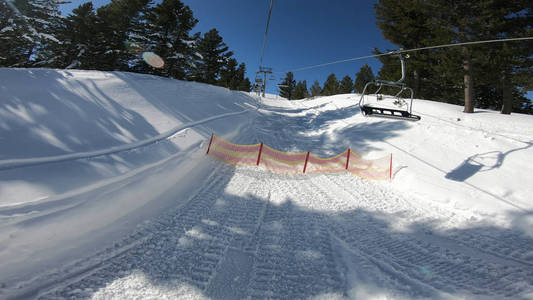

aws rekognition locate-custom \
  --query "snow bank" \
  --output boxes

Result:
[0,68,258,295]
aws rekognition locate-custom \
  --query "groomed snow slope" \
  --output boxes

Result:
[1,69,533,299]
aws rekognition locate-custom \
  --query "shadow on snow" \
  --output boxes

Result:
[446,141,533,181]
[29,165,533,300]
[253,103,411,158]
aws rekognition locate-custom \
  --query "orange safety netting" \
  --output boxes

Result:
[206,134,392,180]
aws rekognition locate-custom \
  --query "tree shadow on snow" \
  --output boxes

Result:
[0,69,224,200]
[0,69,163,159]
[29,166,533,300]
[0,69,183,196]
[112,72,254,139]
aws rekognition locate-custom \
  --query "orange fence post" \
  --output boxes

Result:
[389,153,393,181]
[345,148,351,170]
[257,142,263,166]
[303,151,310,173]
[206,133,214,155]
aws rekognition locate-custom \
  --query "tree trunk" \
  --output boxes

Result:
[501,72,512,114]
[463,47,474,113]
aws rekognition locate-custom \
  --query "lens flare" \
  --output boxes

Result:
[142,52,165,69]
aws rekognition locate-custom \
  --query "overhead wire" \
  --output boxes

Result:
[259,0,274,68]
[277,36,533,74]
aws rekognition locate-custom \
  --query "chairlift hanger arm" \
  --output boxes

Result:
[358,53,421,121]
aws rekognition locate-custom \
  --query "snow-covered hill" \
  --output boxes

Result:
[1,69,532,299]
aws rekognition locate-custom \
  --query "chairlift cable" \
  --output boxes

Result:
[259,0,274,68]
[277,36,533,74]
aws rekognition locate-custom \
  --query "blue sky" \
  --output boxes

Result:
[179,0,396,94]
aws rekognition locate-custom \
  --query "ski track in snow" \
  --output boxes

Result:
[0,109,250,171]
[30,101,533,299]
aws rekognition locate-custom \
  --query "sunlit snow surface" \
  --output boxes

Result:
[1,69,533,299]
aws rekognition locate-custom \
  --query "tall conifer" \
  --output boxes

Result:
[53,2,99,69]
[354,64,375,93]
[0,0,64,67]
[339,75,354,94]
[293,80,309,99]
[279,72,296,100]
[322,73,339,96]
[192,28,233,84]
[375,0,533,114]
[139,0,197,78]
[310,80,322,97]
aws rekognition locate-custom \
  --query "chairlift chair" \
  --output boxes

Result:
[358,52,421,121]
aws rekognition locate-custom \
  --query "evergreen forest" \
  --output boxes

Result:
[1,0,532,114]
[0,0,251,91]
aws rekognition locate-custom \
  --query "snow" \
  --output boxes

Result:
[169,53,185,59]
[0,26,13,33]
[1,68,532,299]
[76,45,87,57]
[22,33,35,42]
[182,39,196,46]
[66,59,80,69]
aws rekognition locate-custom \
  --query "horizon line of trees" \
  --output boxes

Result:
[0,0,251,92]
[277,63,377,100]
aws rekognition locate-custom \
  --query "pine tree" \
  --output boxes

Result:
[375,0,533,114]
[30,0,68,67]
[310,80,322,97]
[322,73,339,96]
[375,0,466,104]
[279,72,296,100]
[218,58,238,89]
[375,0,437,99]
[0,0,64,67]
[433,1,487,113]
[293,80,309,99]
[52,2,100,69]
[354,64,375,93]
[431,0,533,114]
[137,0,197,79]
[236,62,251,91]
[191,28,233,84]
[0,0,28,67]
[476,1,532,114]
[218,58,250,90]
[339,75,354,94]
[238,77,251,92]
[94,0,152,71]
